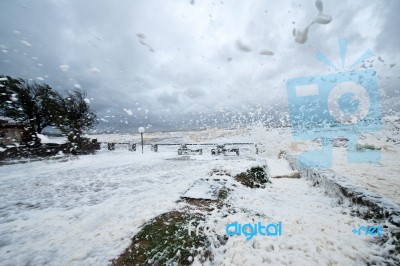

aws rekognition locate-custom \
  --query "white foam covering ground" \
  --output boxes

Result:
[0,118,399,265]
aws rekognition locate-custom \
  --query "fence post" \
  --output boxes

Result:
[129,143,136,151]
[108,143,115,150]
[153,144,158,152]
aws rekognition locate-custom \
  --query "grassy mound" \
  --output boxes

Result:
[112,211,211,265]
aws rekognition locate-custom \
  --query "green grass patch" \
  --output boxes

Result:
[217,187,229,201]
[112,211,211,266]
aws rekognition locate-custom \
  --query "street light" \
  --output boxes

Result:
[138,127,145,153]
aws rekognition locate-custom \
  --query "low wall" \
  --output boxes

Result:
[286,154,400,227]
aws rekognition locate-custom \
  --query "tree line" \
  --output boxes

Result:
[0,75,97,147]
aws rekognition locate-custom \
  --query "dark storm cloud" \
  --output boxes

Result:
[0,0,399,132]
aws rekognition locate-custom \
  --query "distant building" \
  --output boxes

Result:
[0,116,28,146]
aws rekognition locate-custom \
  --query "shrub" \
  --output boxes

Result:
[234,166,270,188]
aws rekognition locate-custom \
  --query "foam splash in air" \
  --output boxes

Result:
[236,40,252,52]
[260,49,274,56]
[59,65,69,72]
[20,40,32,47]
[123,108,133,116]
[235,40,274,57]
[294,0,332,44]
[137,33,154,52]
[90,67,100,74]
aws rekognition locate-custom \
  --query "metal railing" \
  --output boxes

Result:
[101,142,256,155]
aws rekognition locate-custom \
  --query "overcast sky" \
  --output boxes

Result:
[0,0,399,132]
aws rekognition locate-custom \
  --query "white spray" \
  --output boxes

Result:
[294,0,332,44]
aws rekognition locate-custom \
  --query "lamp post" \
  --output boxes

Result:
[138,127,145,153]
